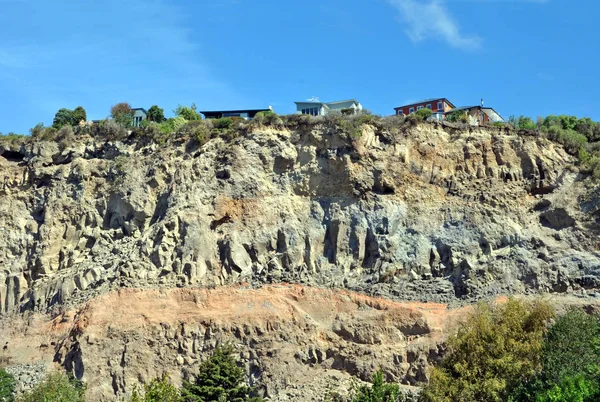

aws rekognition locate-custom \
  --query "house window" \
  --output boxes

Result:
[426,104,432,110]
[417,106,423,110]
[437,101,443,110]
[409,107,414,113]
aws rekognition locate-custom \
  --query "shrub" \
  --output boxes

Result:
[282,114,313,129]
[420,298,554,402]
[111,102,134,128]
[177,120,212,145]
[56,124,75,148]
[174,104,201,121]
[491,121,505,128]
[181,344,262,402]
[349,370,406,402]
[213,117,233,130]
[147,105,165,123]
[341,108,355,116]
[415,108,433,120]
[19,372,85,402]
[98,119,128,141]
[446,111,467,123]
[0,369,15,402]
[130,375,180,402]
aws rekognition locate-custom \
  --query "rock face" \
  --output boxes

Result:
[1,122,600,399]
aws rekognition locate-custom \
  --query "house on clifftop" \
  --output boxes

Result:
[199,107,273,120]
[295,99,363,116]
[445,105,505,124]
[394,98,455,121]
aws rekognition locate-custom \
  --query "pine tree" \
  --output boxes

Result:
[181,344,262,402]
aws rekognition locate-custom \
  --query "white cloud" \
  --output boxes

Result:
[387,0,482,50]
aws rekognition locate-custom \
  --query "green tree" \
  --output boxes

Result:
[0,369,15,402]
[420,298,554,402]
[181,344,262,402]
[541,309,600,384]
[174,104,201,121]
[19,372,85,402]
[415,108,433,120]
[52,108,74,128]
[71,106,87,125]
[350,370,405,402]
[111,102,134,128]
[147,105,166,123]
[533,374,599,402]
[512,310,600,401]
[131,375,180,402]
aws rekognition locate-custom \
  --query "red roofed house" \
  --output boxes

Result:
[394,98,456,120]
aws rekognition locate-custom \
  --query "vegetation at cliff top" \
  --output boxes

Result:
[3,102,600,180]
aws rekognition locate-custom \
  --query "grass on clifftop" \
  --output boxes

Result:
[4,109,600,180]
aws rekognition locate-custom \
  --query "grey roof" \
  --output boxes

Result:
[445,106,478,113]
[394,98,455,109]
[199,108,271,114]
[132,107,147,113]
[325,99,359,105]
[295,99,359,106]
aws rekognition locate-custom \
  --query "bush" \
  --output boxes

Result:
[181,344,262,402]
[19,372,85,402]
[545,125,588,155]
[177,120,212,145]
[97,119,128,141]
[174,104,201,121]
[281,114,313,129]
[349,370,406,402]
[446,111,467,123]
[420,298,554,402]
[341,108,355,116]
[131,375,180,402]
[147,105,165,123]
[214,117,233,130]
[0,369,15,402]
[415,108,433,120]
[111,102,134,128]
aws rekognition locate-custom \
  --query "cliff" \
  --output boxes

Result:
[1,120,599,400]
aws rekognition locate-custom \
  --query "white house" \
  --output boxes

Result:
[294,99,363,116]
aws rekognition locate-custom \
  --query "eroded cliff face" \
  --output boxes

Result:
[1,122,600,399]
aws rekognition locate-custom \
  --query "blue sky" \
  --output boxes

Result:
[0,0,598,133]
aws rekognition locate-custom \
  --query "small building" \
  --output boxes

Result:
[445,106,505,125]
[294,99,363,116]
[394,98,455,120]
[199,107,273,120]
[132,108,147,127]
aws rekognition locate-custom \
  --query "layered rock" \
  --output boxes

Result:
[1,121,600,399]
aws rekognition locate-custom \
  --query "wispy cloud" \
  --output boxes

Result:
[386,0,482,50]
[386,0,549,50]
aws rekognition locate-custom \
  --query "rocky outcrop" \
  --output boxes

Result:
[1,123,598,313]
[2,122,600,399]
